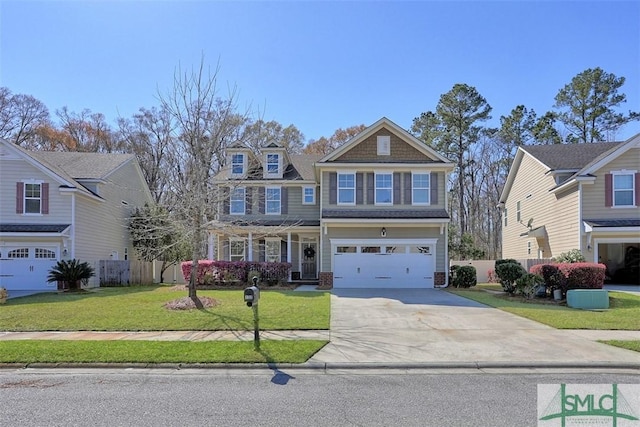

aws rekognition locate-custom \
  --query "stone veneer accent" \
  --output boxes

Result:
[318,272,333,290]
[435,272,446,287]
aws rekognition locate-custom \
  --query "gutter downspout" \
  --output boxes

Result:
[70,192,76,259]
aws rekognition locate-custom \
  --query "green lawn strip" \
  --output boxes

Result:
[0,286,330,331]
[447,288,640,330]
[0,340,328,364]
[601,340,640,353]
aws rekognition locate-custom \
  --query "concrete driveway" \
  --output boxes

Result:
[309,288,640,366]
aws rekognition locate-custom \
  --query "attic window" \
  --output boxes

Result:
[266,154,279,175]
[377,136,390,156]
[231,154,245,175]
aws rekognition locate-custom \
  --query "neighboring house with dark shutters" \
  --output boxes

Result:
[210,117,455,288]
[0,139,153,297]
[499,133,640,283]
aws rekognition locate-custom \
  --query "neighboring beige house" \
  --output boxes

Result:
[210,117,455,288]
[0,139,153,297]
[499,133,640,283]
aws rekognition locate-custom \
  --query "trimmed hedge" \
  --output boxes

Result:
[495,261,526,294]
[451,265,477,288]
[181,260,292,286]
[529,262,605,290]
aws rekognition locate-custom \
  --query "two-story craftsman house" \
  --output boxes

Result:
[210,117,455,289]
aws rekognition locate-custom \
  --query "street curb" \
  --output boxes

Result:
[1,361,639,371]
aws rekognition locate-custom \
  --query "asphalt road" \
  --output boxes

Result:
[0,368,638,426]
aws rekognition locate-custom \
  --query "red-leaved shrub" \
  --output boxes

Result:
[181,260,292,286]
[530,262,605,290]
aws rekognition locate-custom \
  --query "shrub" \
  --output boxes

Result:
[181,260,292,286]
[451,266,477,288]
[557,262,606,289]
[530,264,567,291]
[46,259,95,290]
[554,249,586,263]
[449,264,461,285]
[0,287,7,303]
[495,261,526,294]
[514,273,545,299]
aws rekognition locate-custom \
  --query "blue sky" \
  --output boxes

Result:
[1,1,639,142]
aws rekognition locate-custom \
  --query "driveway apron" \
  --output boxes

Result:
[309,288,640,365]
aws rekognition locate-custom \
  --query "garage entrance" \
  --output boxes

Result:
[331,239,436,288]
[0,245,59,297]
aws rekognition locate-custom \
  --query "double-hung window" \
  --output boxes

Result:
[375,173,393,205]
[516,201,521,222]
[266,154,279,175]
[265,238,281,263]
[303,186,315,204]
[266,187,281,214]
[229,239,245,261]
[231,154,244,175]
[24,183,42,214]
[337,173,355,205]
[230,187,245,215]
[613,173,634,207]
[412,173,430,205]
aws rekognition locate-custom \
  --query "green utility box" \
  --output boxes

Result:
[566,289,609,310]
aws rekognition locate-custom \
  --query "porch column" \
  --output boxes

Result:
[248,232,253,261]
[207,233,215,260]
[287,232,292,281]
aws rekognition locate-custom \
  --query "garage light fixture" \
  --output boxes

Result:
[381,227,386,237]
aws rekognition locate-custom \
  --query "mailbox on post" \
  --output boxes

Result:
[244,286,260,307]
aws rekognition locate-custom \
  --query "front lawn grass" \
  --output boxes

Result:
[602,340,640,353]
[0,340,328,364]
[0,286,330,331]
[448,287,640,330]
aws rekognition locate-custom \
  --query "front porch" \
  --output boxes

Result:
[208,227,321,281]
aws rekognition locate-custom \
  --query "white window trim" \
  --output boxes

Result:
[337,172,356,206]
[411,172,430,206]
[229,238,246,262]
[377,135,390,156]
[264,237,281,263]
[611,170,636,208]
[265,186,281,215]
[230,153,246,177]
[230,187,246,215]
[302,186,315,205]
[374,172,393,206]
[22,179,44,215]
[265,153,281,177]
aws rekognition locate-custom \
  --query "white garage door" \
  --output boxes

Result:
[332,240,435,288]
[0,246,59,296]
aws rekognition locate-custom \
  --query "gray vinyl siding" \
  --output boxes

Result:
[218,185,320,223]
[74,160,152,285]
[321,170,446,210]
[320,226,445,273]
[0,158,72,222]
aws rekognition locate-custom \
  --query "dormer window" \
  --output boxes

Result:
[231,154,245,175]
[266,154,279,175]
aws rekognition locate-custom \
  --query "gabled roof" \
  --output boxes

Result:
[317,117,453,165]
[0,139,137,199]
[214,153,322,181]
[520,142,621,171]
[499,133,640,204]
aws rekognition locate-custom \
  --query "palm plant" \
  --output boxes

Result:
[47,259,95,290]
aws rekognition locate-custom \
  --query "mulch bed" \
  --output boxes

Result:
[163,296,219,310]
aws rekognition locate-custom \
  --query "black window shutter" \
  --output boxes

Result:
[329,172,337,204]
[281,187,288,214]
[393,172,401,205]
[258,187,265,214]
[404,173,411,205]
[366,173,374,204]
[245,187,252,214]
[356,173,363,204]
[223,187,230,214]
[431,172,438,204]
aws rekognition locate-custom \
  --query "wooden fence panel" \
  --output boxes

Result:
[99,260,153,286]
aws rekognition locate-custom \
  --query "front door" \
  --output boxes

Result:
[301,240,317,279]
